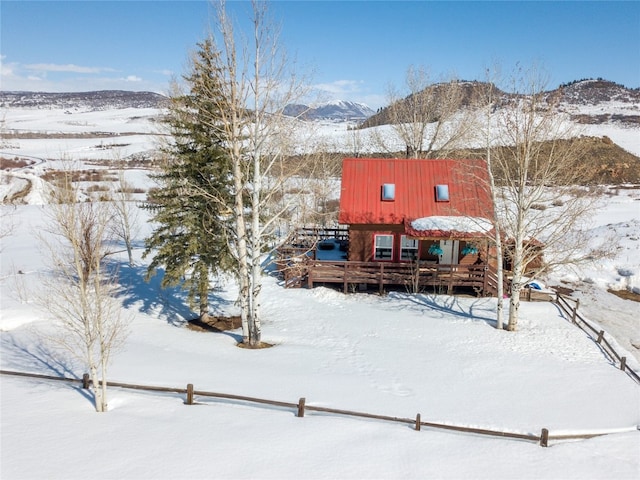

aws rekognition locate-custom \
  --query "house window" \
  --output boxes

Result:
[400,235,419,261]
[435,184,450,202]
[373,234,394,260]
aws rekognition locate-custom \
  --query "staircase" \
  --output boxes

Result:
[479,266,510,297]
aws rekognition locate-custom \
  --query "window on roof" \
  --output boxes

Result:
[381,183,395,201]
[373,234,394,260]
[400,235,419,261]
[435,184,450,202]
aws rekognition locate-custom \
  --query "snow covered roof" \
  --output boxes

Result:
[405,216,494,238]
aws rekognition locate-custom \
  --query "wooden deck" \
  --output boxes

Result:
[281,259,506,297]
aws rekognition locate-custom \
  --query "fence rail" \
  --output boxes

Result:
[2,368,632,448]
[554,293,640,384]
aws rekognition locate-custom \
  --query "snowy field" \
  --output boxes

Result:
[1,105,639,479]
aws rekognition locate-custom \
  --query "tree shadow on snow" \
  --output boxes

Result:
[0,333,94,405]
[113,260,233,327]
[388,292,498,327]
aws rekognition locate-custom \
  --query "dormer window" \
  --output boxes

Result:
[381,183,395,201]
[435,184,449,202]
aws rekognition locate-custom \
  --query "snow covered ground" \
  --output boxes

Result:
[1,105,639,479]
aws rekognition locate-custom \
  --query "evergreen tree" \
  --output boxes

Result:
[144,39,234,321]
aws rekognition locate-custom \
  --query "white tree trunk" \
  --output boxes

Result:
[89,364,105,412]
[507,235,525,331]
[494,231,505,330]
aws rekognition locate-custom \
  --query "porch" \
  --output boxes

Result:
[275,227,508,297]
[280,257,504,297]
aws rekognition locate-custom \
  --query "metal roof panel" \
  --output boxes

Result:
[338,158,494,225]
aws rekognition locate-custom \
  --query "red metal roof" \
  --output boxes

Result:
[338,158,494,225]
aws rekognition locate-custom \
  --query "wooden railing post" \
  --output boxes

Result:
[483,266,488,296]
[540,428,549,447]
[620,357,627,372]
[82,373,90,389]
[597,330,605,344]
[297,397,306,417]
[415,413,421,431]
[379,263,384,295]
[343,263,348,294]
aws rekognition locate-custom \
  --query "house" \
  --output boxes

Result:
[339,157,496,268]
[278,157,506,295]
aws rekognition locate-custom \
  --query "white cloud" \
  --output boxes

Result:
[0,56,167,92]
[313,79,364,95]
[309,79,387,110]
[24,63,116,74]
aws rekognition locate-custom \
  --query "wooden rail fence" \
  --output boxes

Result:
[554,293,640,384]
[2,368,633,448]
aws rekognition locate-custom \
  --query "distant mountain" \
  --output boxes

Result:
[0,90,168,110]
[1,90,374,122]
[553,79,640,126]
[2,79,637,127]
[359,81,494,129]
[283,100,375,122]
[361,79,640,129]
[555,79,639,105]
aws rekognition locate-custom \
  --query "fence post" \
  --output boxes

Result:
[82,373,90,389]
[540,428,549,447]
[415,413,421,431]
[297,397,306,418]
[186,383,194,405]
[620,357,627,372]
[571,306,578,324]
[597,330,605,344]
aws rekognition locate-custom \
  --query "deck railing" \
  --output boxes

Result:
[294,260,499,296]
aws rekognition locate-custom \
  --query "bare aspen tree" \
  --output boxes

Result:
[177,0,310,347]
[111,165,140,266]
[384,66,476,158]
[477,72,506,330]
[490,65,604,331]
[309,152,341,227]
[348,124,364,158]
[39,171,128,412]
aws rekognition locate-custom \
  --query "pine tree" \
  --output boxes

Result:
[143,39,234,321]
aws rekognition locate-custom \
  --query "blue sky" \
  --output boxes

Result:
[1,0,638,109]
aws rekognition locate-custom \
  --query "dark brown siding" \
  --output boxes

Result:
[348,224,403,262]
